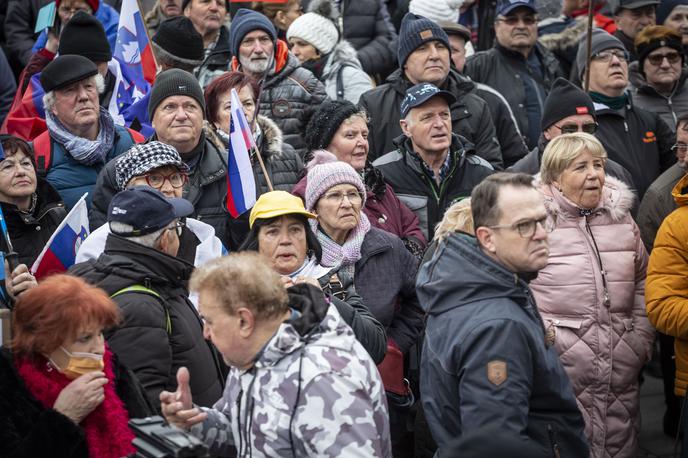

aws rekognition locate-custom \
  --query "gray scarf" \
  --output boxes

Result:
[46,107,116,166]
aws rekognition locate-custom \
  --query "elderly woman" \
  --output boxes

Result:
[531,132,654,457]
[0,274,155,457]
[630,26,688,130]
[239,190,386,363]
[658,0,688,47]
[294,100,426,257]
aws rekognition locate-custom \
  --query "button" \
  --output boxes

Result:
[515,74,520,78]
[518,103,524,108]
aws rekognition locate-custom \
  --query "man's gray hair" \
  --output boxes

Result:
[43,73,106,112]
[109,220,173,248]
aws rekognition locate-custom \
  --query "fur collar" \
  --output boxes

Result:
[204,116,284,160]
[539,16,588,51]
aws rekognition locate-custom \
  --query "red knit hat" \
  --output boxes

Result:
[56,0,100,14]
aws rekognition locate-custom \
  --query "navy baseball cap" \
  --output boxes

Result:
[400,83,456,118]
[108,186,194,236]
[497,0,537,16]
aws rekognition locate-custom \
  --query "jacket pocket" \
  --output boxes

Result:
[396,194,429,240]
[622,318,652,364]
[546,318,584,355]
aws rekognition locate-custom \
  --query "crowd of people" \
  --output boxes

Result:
[1,0,688,456]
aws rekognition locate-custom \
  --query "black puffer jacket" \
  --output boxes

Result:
[360,69,503,168]
[0,178,66,267]
[69,235,226,409]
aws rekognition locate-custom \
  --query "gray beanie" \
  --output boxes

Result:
[148,69,205,120]
[575,29,626,79]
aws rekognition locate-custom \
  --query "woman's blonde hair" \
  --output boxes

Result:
[434,198,474,242]
[540,132,607,184]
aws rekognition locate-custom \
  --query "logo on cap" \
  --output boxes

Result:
[178,85,187,91]
[575,107,589,114]
[419,30,433,40]
[111,207,127,215]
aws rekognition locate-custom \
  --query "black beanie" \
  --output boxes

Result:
[397,13,450,70]
[58,11,112,62]
[229,9,277,58]
[153,16,204,63]
[148,69,206,120]
[41,55,98,92]
[304,100,361,152]
[541,78,596,130]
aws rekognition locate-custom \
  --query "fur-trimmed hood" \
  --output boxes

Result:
[539,16,588,52]
[205,115,285,160]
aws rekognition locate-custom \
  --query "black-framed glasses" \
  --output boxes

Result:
[554,122,598,135]
[592,49,629,63]
[647,51,681,66]
[489,216,555,238]
[145,171,188,189]
[167,220,185,237]
[322,190,364,205]
[496,14,538,25]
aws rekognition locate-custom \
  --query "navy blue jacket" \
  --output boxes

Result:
[417,233,589,457]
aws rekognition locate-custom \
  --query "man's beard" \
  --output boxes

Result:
[240,54,271,76]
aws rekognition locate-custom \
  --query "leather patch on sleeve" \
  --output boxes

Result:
[487,360,508,386]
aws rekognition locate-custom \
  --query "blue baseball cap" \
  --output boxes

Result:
[497,0,537,16]
[108,186,194,236]
[400,83,456,118]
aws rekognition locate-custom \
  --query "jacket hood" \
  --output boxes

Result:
[538,15,587,52]
[417,232,530,316]
[672,172,688,207]
[322,40,363,77]
[629,60,688,97]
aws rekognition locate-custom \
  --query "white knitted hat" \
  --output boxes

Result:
[287,12,339,55]
[409,0,463,24]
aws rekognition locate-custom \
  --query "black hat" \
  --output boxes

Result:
[229,9,277,58]
[496,0,537,16]
[304,100,361,152]
[541,78,596,130]
[148,69,205,120]
[58,11,112,62]
[153,16,204,63]
[607,0,659,15]
[40,55,98,93]
[400,83,456,118]
[108,186,194,236]
[397,13,450,70]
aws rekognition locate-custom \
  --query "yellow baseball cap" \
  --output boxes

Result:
[249,191,317,228]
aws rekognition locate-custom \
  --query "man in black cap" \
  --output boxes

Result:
[464,0,564,150]
[70,186,225,410]
[183,0,231,88]
[608,0,659,61]
[372,83,494,241]
[33,54,142,211]
[360,12,503,169]
[152,16,204,75]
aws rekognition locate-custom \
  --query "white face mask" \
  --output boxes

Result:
[48,346,104,380]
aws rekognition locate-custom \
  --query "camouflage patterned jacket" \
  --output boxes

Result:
[190,284,392,457]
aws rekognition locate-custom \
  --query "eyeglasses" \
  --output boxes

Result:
[554,122,598,135]
[145,171,188,189]
[671,142,688,153]
[592,49,629,63]
[166,220,185,237]
[496,15,538,25]
[646,51,681,66]
[489,216,556,238]
[322,190,364,205]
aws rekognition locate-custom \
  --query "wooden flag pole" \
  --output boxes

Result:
[252,144,274,192]
[583,0,595,92]
[135,0,158,70]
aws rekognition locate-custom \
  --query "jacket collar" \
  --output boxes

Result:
[1,178,64,227]
[395,133,468,175]
[388,68,474,98]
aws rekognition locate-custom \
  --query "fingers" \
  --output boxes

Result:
[176,367,190,399]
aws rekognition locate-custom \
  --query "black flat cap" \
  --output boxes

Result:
[40,55,98,93]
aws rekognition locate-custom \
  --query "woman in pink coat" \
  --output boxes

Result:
[531,132,654,457]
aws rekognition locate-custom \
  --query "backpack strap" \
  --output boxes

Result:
[336,64,349,100]
[32,132,52,177]
[111,285,171,335]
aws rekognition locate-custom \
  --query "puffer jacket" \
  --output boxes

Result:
[629,63,688,131]
[530,175,653,457]
[647,173,688,397]
[321,41,373,104]
[359,68,503,168]
[231,40,328,158]
[189,284,392,457]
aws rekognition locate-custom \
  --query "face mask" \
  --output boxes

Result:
[50,346,104,380]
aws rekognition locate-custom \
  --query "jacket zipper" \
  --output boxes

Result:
[547,424,561,458]
[584,219,610,307]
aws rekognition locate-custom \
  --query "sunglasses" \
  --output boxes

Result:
[646,51,681,66]
[497,15,538,26]
[554,122,598,135]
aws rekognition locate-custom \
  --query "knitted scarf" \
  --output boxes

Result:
[589,91,628,110]
[311,212,371,276]
[46,106,115,166]
[15,348,136,458]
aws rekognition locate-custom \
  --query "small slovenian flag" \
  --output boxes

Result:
[226,88,257,218]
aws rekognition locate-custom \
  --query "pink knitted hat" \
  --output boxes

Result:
[305,150,367,212]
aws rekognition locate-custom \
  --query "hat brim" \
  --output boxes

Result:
[498,3,537,16]
[168,197,195,219]
[402,90,457,118]
[249,207,317,228]
[617,0,659,10]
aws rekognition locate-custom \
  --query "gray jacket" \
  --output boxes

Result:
[629,62,688,131]
[322,40,373,104]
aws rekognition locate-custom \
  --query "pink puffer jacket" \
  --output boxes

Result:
[531,175,654,458]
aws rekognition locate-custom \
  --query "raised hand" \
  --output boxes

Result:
[53,371,108,424]
[160,367,207,430]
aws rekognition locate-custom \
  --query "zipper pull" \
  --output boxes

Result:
[624,121,629,132]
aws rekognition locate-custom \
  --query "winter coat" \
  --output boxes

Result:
[464,43,565,148]
[646,173,688,397]
[33,124,140,210]
[372,134,494,241]
[0,48,15,126]
[195,26,232,90]
[69,234,226,409]
[321,41,373,104]
[0,347,156,458]
[359,68,504,169]
[231,40,328,158]
[0,178,66,267]
[594,92,676,199]
[530,176,653,457]
[189,284,392,458]
[416,232,589,456]
[637,164,685,251]
[629,62,688,131]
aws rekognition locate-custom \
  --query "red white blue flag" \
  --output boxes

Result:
[226,88,257,218]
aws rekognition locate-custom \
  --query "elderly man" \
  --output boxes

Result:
[32,55,142,210]
[360,13,503,168]
[145,0,183,35]
[417,172,589,456]
[229,9,328,157]
[576,29,675,199]
[160,252,391,457]
[89,69,238,248]
[373,83,493,241]
[609,0,659,61]
[464,0,564,150]
[183,0,231,88]
[70,186,225,409]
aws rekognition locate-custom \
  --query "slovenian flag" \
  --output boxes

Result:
[226,88,257,218]
[31,193,90,280]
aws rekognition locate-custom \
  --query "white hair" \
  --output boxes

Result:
[43,73,105,112]
[108,221,172,248]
